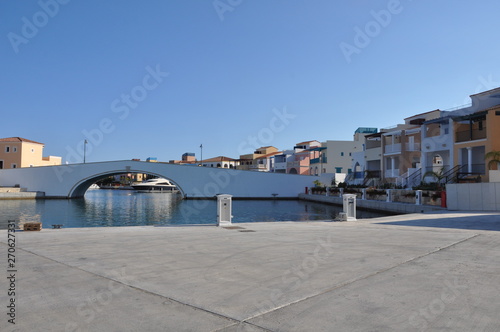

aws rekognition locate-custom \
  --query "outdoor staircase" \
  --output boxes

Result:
[401,168,422,188]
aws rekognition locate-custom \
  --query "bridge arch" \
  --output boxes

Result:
[0,160,314,199]
[69,170,185,198]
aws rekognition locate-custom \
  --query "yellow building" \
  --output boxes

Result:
[237,146,278,171]
[0,137,62,169]
[453,104,500,182]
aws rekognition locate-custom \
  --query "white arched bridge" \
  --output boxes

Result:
[0,160,315,199]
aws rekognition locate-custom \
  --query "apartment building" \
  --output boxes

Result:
[421,87,500,183]
[381,110,441,184]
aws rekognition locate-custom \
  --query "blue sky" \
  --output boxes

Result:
[2,0,500,163]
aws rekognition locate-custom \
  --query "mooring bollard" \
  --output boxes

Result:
[339,194,357,221]
[386,189,392,202]
[415,190,422,205]
[216,194,233,226]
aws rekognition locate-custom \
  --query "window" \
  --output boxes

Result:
[0,161,3,169]
[12,164,17,169]
[349,152,352,156]
[340,152,344,156]
[335,167,342,173]
[5,146,10,153]
[31,148,35,153]
[13,147,17,152]
[348,168,352,174]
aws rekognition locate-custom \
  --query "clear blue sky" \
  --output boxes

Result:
[2,0,500,163]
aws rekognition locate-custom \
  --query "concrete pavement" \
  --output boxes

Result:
[1,212,500,331]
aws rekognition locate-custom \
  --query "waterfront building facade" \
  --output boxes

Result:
[272,150,294,173]
[200,156,237,168]
[286,140,321,175]
[421,87,500,184]
[0,137,61,169]
[378,111,440,185]
[453,106,500,182]
[350,130,384,186]
[237,146,279,171]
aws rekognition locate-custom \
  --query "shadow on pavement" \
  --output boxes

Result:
[374,213,500,232]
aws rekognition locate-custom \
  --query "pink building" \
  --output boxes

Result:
[286,140,321,175]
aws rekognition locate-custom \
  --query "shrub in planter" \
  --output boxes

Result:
[329,187,340,194]
[311,187,325,194]
[366,189,386,196]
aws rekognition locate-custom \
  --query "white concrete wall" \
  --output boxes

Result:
[446,183,500,211]
[489,170,500,183]
[0,160,315,199]
[324,140,358,174]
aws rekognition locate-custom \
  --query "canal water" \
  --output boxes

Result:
[0,189,389,229]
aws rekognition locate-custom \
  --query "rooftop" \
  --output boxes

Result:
[294,140,321,146]
[0,137,44,144]
[201,156,235,163]
[255,151,282,159]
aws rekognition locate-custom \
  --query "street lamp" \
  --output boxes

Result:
[83,139,88,163]
[200,144,203,166]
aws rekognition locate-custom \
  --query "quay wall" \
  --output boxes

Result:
[299,194,446,214]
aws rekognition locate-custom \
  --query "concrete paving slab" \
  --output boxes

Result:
[1,212,500,331]
[247,233,500,331]
[1,244,238,332]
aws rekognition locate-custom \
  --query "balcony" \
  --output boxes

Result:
[310,156,327,164]
[384,143,401,154]
[456,128,487,143]
[249,164,267,171]
[366,140,381,149]
[405,142,421,151]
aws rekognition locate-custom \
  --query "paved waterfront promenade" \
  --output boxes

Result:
[1,212,500,331]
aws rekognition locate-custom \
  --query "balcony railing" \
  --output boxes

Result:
[460,163,486,174]
[310,157,327,164]
[365,170,381,178]
[456,129,487,143]
[353,171,364,179]
[384,143,401,154]
[385,169,400,178]
[405,142,421,151]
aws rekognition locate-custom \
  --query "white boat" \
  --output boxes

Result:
[88,184,100,190]
[131,178,178,193]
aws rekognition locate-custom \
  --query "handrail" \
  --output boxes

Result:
[443,165,466,184]
[406,168,421,188]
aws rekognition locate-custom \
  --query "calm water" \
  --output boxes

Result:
[0,189,389,229]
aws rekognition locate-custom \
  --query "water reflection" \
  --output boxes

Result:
[0,190,390,229]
